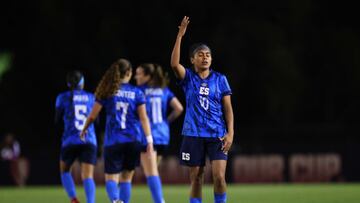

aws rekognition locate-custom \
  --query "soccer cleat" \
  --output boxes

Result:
[71,197,80,203]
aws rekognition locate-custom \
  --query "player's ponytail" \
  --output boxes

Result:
[152,64,169,88]
[140,63,169,88]
[66,70,84,120]
[95,58,132,100]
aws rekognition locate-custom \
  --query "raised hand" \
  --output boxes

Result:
[177,16,190,38]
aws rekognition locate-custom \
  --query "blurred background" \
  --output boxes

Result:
[0,0,359,185]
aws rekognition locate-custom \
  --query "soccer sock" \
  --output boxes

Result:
[214,193,227,203]
[119,182,131,203]
[83,178,96,203]
[61,172,77,199]
[106,180,119,202]
[190,197,202,203]
[146,176,164,203]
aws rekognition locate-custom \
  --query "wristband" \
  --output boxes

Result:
[146,135,153,144]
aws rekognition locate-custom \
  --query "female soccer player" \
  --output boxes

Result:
[135,63,183,202]
[170,16,234,203]
[55,70,97,203]
[135,63,183,163]
[80,59,163,203]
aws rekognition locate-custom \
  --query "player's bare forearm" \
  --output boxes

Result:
[170,36,186,79]
[170,16,189,80]
[138,104,152,137]
[223,95,234,137]
[167,97,184,123]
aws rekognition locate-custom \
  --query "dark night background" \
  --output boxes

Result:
[0,0,359,184]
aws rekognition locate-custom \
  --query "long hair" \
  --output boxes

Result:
[139,63,169,88]
[95,58,132,100]
[65,70,84,121]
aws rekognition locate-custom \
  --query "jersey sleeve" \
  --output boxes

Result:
[176,68,191,88]
[55,94,63,110]
[219,75,232,97]
[136,89,146,106]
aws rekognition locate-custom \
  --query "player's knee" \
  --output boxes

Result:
[190,172,204,183]
[213,172,225,183]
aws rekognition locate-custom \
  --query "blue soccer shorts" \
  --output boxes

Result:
[103,142,141,174]
[179,136,227,167]
[60,144,97,166]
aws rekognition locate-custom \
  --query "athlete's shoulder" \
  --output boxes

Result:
[211,69,227,78]
[56,91,71,99]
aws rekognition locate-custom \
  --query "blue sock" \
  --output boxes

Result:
[83,178,96,203]
[146,176,164,203]
[190,197,202,203]
[61,172,76,199]
[106,180,119,202]
[214,193,227,203]
[119,182,131,203]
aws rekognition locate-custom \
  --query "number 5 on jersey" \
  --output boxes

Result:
[74,105,87,130]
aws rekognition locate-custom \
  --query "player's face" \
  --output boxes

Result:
[191,49,212,70]
[135,67,151,85]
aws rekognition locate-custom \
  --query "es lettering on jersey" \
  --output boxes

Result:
[178,68,232,138]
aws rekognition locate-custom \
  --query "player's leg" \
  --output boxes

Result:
[118,170,135,203]
[155,145,168,166]
[211,160,227,203]
[104,144,122,203]
[141,149,164,203]
[207,138,228,203]
[189,166,205,203]
[79,144,97,203]
[105,173,120,203]
[179,136,206,203]
[60,146,79,203]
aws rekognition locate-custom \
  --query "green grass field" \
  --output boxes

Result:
[0,184,359,203]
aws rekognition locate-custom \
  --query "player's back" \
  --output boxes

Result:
[99,83,145,146]
[56,90,97,147]
[139,85,174,145]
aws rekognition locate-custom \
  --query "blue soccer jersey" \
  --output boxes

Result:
[97,83,145,146]
[138,85,175,145]
[55,90,97,147]
[178,68,232,138]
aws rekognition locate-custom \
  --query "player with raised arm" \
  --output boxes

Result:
[80,59,155,203]
[55,70,97,203]
[170,16,234,203]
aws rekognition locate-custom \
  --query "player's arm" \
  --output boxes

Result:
[137,104,154,152]
[80,102,102,141]
[221,95,234,153]
[170,16,189,80]
[167,97,184,123]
